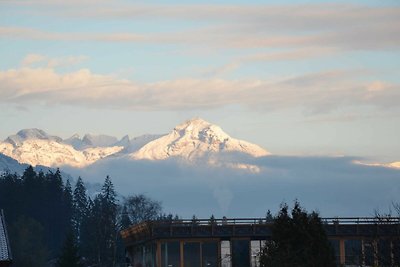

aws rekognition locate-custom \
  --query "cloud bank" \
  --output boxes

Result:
[1,62,399,112]
[62,154,400,218]
[1,3,399,51]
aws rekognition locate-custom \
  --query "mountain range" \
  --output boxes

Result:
[0,118,269,170]
[0,118,399,218]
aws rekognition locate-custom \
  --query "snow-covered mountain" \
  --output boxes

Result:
[389,162,400,168]
[355,160,400,169]
[131,118,269,160]
[5,128,62,146]
[64,133,119,149]
[0,118,269,169]
[124,134,165,153]
[0,129,125,168]
[0,138,123,168]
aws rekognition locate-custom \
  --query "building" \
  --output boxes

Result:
[0,210,12,267]
[121,217,400,267]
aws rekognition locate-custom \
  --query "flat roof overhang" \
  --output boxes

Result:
[121,217,400,247]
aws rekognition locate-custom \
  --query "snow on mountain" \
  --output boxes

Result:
[0,118,270,170]
[0,137,123,168]
[114,135,131,148]
[124,134,165,153]
[0,152,28,174]
[0,152,74,182]
[5,128,62,146]
[82,134,119,148]
[65,133,120,149]
[389,162,400,168]
[64,134,84,150]
[353,160,400,169]
[131,118,269,160]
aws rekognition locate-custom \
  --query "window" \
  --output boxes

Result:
[202,242,218,267]
[161,241,180,267]
[345,239,362,265]
[231,240,250,267]
[183,242,200,267]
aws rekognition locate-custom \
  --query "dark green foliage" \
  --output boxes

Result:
[63,179,73,229]
[9,216,49,267]
[57,232,82,267]
[0,166,73,264]
[79,197,98,263]
[80,176,119,267]
[99,175,118,266]
[72,176,88,244]
[260,201,336,267]
[0,166,166,267]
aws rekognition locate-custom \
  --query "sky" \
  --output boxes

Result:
[1,0,400,163]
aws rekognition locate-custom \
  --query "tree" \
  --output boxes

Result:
[63,179,73,230]
[119,205,132,230]
[57,232,82,267]
[72,177,88,243]
[45,169,68,254]
[99,175,118,267]
[259,201,335,267]
[123,194,162,225]
[80,176,119,267]
[9,215,49,267]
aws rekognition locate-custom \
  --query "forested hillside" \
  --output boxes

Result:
[0,166,167,267]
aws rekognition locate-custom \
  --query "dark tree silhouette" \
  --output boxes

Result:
[57,232,82,267]
[260,201,335,267]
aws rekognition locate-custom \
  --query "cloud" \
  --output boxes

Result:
[62,154,400,218]
[0,66,399,113]
[1,4,399,52]
[21,54,46,67]
[20,54,88,68]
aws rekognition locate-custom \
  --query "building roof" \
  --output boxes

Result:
[0,210,12,262]
[121,217,400,247]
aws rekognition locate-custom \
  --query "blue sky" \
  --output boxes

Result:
[1,0,399,163]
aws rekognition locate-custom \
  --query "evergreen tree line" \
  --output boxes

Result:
[0,166,168,267]
[259,201,336,267]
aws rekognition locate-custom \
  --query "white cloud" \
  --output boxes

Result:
[20,54,88,68]
[1,4,399,52]
[0,65,399,112]
[21,54,46,67]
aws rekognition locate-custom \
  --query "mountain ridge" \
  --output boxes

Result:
[131,118,269,160]
[0,118,269,169]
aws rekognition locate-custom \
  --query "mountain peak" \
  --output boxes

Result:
[82,134,118,148]
[5,128,62,146]
[173,118,230,142]
[132,118,269,160]
[175,117,210,129]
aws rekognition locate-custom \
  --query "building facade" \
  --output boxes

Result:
[121,217,400,267]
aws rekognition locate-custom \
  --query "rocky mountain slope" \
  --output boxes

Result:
[131,118,269,160]
[0,118,269,169]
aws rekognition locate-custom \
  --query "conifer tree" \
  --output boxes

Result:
[80,197,98,264]
[100,175,118,267]
[73,177,88,243]
[63,179,73,228]
[57,232,82,267]
[259,201,335,267]
[45,169,67,255]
